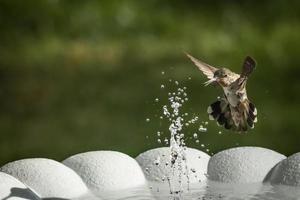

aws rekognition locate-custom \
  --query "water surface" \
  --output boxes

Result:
[96,181,300,200]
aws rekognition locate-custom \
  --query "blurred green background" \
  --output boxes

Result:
[0,0,299,165]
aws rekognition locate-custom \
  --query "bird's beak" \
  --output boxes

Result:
[204,78,218,86]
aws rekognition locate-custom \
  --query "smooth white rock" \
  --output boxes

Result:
[136,147,210,185]
[265,152,300,186]
[63,151,147,193]
[0,158,89,199]
[207,147,286,183]
[0,172,40,200]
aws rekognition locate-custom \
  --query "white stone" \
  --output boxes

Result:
[136,147,210,185]
[0,172,40,200]
[265,152,300,186]
[63,151,147,194]
[0,158,89,199]
[207,146,286,183]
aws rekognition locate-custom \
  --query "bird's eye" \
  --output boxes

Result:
[224,74,228,77]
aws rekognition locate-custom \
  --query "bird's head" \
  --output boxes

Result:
[204,68,233,86]
[214,68,234,87]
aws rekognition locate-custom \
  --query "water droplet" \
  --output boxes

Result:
[175,81,179,85]
[181,139,185,145]
[191,168,196,173]
[161,71,165,75]
[199,125,207,132]
[188,77,192,80]
[206,149,210,152]
[218,131,222,134]
[157,139,161,143]
[195,139,199,143]
[205,121,209,125]
[161,84,165,89]
[146,118,150,122]
[154,157,160,165]
[184,98,188,101]
[157,131,161,136]
[164,138,169,144]
[155,98,159,102]
[175,96,181,101]
[193,133,198,138]
[201,144,205,147]
[169,79,172,82]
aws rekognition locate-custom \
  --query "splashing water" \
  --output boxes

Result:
[145,71,212,197]
[160,81,209,195]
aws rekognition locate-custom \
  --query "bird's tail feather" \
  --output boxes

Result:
[207,98,257,132]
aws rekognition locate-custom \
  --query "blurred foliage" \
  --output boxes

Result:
[0,0,300,165]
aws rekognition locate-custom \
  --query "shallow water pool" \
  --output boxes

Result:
[94,181,300,200]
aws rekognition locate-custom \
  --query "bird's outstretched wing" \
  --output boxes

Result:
[186,53,218,79]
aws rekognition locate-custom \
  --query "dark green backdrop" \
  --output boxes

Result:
[0,0,299,166]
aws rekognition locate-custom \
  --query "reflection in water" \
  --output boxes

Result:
[96,182,300,200]
[2,187,40,200]
[254,184,300,200]
[2,187,76,200]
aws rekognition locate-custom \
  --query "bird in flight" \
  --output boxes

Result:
[186,53,257,132]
